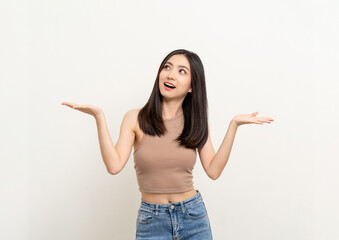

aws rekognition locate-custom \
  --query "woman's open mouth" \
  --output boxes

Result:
[164,82,176,90]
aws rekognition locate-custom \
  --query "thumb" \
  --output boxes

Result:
[251,112,259,116]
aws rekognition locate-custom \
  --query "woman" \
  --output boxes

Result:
[61,49,274,239]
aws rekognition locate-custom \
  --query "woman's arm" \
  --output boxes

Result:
[95,112,121,174]
[207,120,238,180]
[95,110,136,175]
[61,102,136,175]
[199,112,274,180]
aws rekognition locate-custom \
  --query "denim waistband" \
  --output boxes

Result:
[139,189,203,213]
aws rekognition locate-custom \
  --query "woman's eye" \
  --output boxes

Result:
[163,65,186,74]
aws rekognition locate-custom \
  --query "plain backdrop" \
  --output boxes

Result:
[1,0,338,239]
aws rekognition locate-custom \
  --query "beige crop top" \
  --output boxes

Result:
[133,111,197,193]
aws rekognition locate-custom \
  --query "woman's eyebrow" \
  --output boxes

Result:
[165,61,190,71]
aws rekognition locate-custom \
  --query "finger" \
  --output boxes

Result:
[61,102,77,108]
[61,102,74,108]
[256,119,268,124]
[261,117,274,121]
[258,117,273,122]
[74,104,86,109]
[254,117,265,121]
[61,102,71,106]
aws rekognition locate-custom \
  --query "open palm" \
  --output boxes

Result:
[232,112,274,126]
[61,102,103,118]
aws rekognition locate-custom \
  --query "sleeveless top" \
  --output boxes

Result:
[133,111,197,193]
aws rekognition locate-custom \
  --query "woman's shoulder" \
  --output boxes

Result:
[124,108,141,118]
[124,108,141,132]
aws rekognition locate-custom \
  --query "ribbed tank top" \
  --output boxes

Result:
[133,111,197,193]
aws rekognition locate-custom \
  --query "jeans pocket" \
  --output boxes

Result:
[137,207,156,224]
[184,200,208,219]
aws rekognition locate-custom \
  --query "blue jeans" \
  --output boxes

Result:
[136,189,213,240]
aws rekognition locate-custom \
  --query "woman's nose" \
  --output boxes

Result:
[168,70,175,79]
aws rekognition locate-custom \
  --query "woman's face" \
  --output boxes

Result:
[159,54,192,99]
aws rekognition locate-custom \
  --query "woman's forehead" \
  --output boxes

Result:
[166,55,190,69]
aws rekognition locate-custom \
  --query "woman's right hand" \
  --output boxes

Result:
[61,102,103,118]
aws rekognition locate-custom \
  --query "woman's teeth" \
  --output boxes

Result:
[164,83,175,89]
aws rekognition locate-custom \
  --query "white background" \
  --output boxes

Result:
[1,0,338,239]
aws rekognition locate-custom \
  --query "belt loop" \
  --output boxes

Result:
[180,201,185,214]
[155,204,158,216]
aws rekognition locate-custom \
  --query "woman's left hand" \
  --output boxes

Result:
[232,112,274,127]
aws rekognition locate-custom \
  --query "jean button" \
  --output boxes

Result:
[170,205,174,209]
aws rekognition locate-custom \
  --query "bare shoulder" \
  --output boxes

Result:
[124,108,141,132]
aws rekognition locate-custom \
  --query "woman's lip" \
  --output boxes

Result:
[164,85,175,90]
[164,82,176,87]
[164,83,175,90]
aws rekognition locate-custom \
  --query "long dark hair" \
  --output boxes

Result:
[137,49,208,151]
